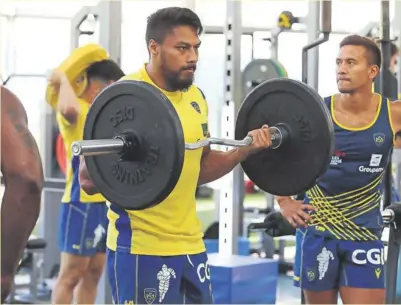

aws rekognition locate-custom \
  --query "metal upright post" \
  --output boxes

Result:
[305,1,320,90]
[301,1,331,86]
[97,0,122,65]
[93,2,122,302]
[380,0,392,211]
[69,6,97,50]
[219,0,244,255]
[379,3,398,303]
[392,0,401,197]
[394,1,401,95]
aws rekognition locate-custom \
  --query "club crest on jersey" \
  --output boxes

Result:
[373,133,385,147]
[191,101,201,114]
[144,288,156,305]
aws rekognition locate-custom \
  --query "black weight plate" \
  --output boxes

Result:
[84,80,185,210]
[235,78,334,196]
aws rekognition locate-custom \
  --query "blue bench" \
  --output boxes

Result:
[208,253,278,304]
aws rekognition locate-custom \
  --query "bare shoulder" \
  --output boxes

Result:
[1,85,28,125]
[1,86,39,157]
[389,100,401,134]
[390,99,401,112]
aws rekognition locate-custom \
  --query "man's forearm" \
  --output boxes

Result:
[1,183,41,301]
[56,77,80,117]
[198,149,246,185]
[79,156,99,195]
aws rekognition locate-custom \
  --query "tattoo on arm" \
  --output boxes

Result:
[6,105,38,151]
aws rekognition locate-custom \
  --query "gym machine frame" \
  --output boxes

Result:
[378,2,401,304]
[299,2,331,303]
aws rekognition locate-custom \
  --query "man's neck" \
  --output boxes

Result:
[339,87,375,113]
[146,62,174,92]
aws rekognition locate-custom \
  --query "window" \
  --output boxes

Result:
[12,18,71,74]
[4,76,48,151]
[121,21,149,74]
[195,0,226,27]
[253,31,272,60]
[277,32,307,81]
[318,34,347,97]
[4,1,99,18]
[0,17,8,78]
[242,1,309,28]
[195,34,253,136]
[332,2,381,33]
[120,1,183,73]
[122,1,183,22]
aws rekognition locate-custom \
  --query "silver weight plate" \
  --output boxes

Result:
[242,59,286,98]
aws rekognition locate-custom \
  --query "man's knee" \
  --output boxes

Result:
[58,267,86,289]
[85,265,104,284]
[57,253,90,289]
[84,253,106,284]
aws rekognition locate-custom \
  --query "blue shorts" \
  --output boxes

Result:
[293,228,385,291]
[107,250,213,304]
[58,201,108,256]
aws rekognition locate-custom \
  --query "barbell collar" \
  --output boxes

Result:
[382,208,395,224]
[72,138,125,156]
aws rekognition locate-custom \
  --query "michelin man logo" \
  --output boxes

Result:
[157,264,176,303]
[93,224,106,248]
[317,247,334,280]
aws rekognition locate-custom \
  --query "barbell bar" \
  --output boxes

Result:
[71,126,287,157]
[73,78,334,210]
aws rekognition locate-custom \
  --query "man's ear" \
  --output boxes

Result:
[369,65,380,80]
[148,39,159,57]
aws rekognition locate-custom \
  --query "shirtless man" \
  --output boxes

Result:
[281,35,401,304]
[1,86,44,302]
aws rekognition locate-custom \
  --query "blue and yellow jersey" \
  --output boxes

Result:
[106,65,209,255]
[305,94,395,241]
[57,99,105,203]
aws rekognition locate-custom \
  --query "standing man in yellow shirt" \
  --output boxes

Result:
[79,7,272,305]
[49,54,125,304]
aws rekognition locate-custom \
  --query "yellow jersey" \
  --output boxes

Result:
[57,98,105,203]
[107,65,208,255]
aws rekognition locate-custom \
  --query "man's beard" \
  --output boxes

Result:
[161,58,194,91]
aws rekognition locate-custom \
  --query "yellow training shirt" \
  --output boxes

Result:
[57,98,105,203]
[106,65,208,255]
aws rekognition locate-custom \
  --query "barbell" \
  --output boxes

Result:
[71,78,335,210]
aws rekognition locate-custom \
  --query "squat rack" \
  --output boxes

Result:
[219,0,401,303]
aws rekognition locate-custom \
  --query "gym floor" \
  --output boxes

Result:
[14,271,303,304]
[16,191,302,304]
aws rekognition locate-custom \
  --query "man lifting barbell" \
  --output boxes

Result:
[46,45,125,304]
[278,35,401,304]
[76,7,334,305]
[1,86,44,302]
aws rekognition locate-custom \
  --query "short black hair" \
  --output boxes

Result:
[145,7,203,45]
[339,35,382,69]
[86,59,125,84]
[391,42,399,57]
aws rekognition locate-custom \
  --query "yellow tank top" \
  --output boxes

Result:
[57,99,105,203]
[106,65,208,255]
